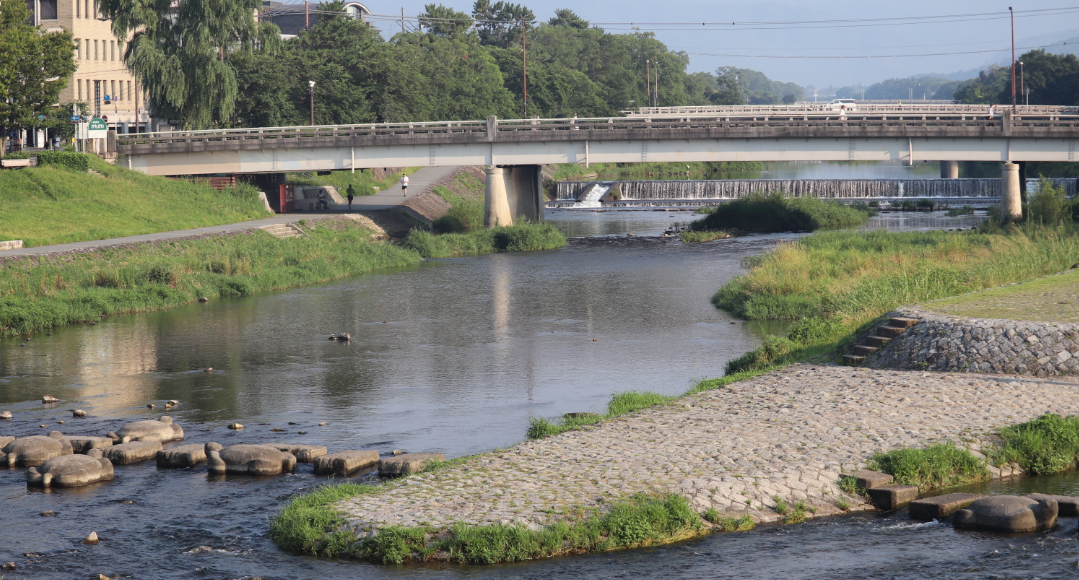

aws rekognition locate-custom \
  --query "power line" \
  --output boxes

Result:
[682,42,1070,60]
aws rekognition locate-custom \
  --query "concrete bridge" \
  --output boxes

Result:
[115,107,1079,226]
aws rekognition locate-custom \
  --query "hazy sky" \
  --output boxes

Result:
[365,1,1079,87]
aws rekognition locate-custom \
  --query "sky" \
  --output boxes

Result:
[361,0,1079,87]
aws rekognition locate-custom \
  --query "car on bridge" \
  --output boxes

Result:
[825,99,858,112]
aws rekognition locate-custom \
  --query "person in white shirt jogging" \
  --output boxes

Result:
[401,173,409,197]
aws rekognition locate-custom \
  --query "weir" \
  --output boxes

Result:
[553,178,1078,205]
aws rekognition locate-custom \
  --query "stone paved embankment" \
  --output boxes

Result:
[868,307,1079,376]
[336,364,1079,534]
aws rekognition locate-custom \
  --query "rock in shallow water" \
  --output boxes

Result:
[104,440,163,465]
[379,452,445,476]
[156,444,208,468]
[954,495,1058,532]
[0,410,12,420]
[107,416,184,444]
[1,432,73,467]
[63,436,113,454]
[269,443,327,462]
[27,450,114,488]
[314,450,380,476]
[206,443,297,475]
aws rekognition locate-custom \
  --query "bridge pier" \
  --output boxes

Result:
[940,161,959,179]
[1001,163,1023,222]
[484,165,544,228]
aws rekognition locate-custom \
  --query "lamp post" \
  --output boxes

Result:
[308,81,316,126]
[1019,61,1025,106]
[1009,7,1016,112]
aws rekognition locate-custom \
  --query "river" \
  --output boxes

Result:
[5,209,1074,580]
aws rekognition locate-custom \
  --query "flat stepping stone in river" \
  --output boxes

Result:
[847,469,893,490]
[156,444,209,468]
[1,432,73,467]
[64,436,113,454]
[379,452,445,477]
[0,436,13,449]
[909,493,985,520]
[866,484,919,510]
[1026,493,1079,517]
[104,440,163,465]
[107,416,184,444]
[206,443,297,475]
[27,449,114,488]
[314,450,380,476]
[954,495,1058,532]
[268,443,327,463]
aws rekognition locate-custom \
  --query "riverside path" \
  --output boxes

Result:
[335,364,1078,533]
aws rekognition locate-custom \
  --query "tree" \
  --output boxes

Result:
[472,0,533,48]
[954,66,1010,104]
[999,49,1079,106]
[0,0,76,154]
[419,4,473,38]
[548,8,588,29]
[98,0,281,129]
[710,68,744,105]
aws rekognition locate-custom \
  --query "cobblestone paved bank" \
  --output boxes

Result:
[869,307,1079,376]
[336,364,1079,533]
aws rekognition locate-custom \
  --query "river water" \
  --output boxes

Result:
[5,209,1074,580]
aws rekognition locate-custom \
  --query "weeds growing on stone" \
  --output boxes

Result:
[526,391,673,440]
[772,496,789,516]
[836,498,851,511]
[995,413,1079,475]
[701,510,755,532]
[868,442,988,491]
[679,230,731,243]
[689,193,872,234]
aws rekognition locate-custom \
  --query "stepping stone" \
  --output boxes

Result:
[889,317,920,328]
[1026,493,1079,517]
[876,325,907,338]
[853,345,879,356]
[0,436,13,449]
[64,436,113,454]
[107,416,184,444]
[314,450,380,476]
[954,495,1058,532]
[1,433,73,467]
[268,444,327,463]
[207,443,297,475]
[865,336,893,348]
[156,444,209,468]
[379,452,445,477]
[849,469,893,490]
[27,451,114,488]
[867,484,919,510]
[909,493,985,520]
[104,440,163,465]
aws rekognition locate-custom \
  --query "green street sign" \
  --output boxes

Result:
[88,118,108,130]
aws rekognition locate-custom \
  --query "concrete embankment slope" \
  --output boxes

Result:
[336,364,1077,533]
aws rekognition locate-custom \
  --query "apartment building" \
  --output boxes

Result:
[27,0,147,132]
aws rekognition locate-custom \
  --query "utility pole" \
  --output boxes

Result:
[654,63,659,107]
[309,81,316,125]
[522,20,528,118]
[134,77,139,134]
[305,0,309,30]
[1010,6,1016,112]
[645,60,650,110]
[401,7,405,33]
[1019,61,1025,106]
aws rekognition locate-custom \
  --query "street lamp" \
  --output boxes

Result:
[1019,61,1025,106]
[308,80,316,126]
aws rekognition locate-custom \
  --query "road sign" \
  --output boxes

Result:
[70,115,80,122]
[87,117,108,139]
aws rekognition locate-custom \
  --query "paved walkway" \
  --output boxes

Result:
[1,166,458,258]
[337,364,1079,534]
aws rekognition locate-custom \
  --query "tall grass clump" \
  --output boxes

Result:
[0,155,270,247]
[0,220,421,337]
[868,443,989,491]
[690,193,872,234]
[526,391,673,440]
[995,413,1079,475]
[273,487,705,564]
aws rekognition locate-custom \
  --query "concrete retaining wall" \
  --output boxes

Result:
[868,306,1079,377]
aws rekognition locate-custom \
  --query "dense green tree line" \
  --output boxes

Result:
[953,50,1079,106]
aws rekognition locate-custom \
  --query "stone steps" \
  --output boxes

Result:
[258,223,305,239]
[843,317,920,366]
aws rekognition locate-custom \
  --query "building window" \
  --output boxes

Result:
[111,80,117,101]
[94,40,98,60]
[84,0,89,18]
[84,39,89,59]
[127,81,132,104]
[39,0,57,19]
[110,41,114,61]
[77,79,82,101]
[75,38,80,59]
[75,0,80,18]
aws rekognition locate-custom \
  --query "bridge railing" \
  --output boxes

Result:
[116,111,1079,148]
[623,104,1079,116]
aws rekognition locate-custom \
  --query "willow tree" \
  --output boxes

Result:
[98,0,280,129]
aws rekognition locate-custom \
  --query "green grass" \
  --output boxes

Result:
[995,414,1079,475]
[680,230,731,243]
[946,206,975,217]
[526,391,674,440]
[689,193,872,234]
[926,268,1079,323]
[272,488,705,564]
[287,167,422,197]
[0,219,421,337]
[701,509,755,532]
[0,155,270,247]
[868,442,989,491]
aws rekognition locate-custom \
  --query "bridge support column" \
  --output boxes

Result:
[484,165,544,228]
[1001,163,1023,222]
[940,161,959,179]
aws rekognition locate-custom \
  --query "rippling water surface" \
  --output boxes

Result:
[4,209,1068,580]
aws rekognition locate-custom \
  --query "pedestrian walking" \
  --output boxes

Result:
[839,105,847,120]
[572,113,579,130]
[317,189,328,210]
[401,173,409,197]
[346,184,355,210]
[987,104,995,119]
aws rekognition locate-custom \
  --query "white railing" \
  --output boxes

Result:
[623,104,1079,116]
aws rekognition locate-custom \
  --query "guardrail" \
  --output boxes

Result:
[622,104,1079,116]
[115,111,1079,151]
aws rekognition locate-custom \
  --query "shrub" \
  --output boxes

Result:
[1,150,31,160]
[690,193,871,233]
[35,151,90,172]
[1028,177,1068,224]
[868,442,988,490]
[995,413,1079,475]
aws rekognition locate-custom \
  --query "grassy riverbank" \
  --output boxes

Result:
[690,193,873,234]
[716,223,1079,374]
[0,154,270,247]
[287,167,422,196]
[0,219,421,337]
